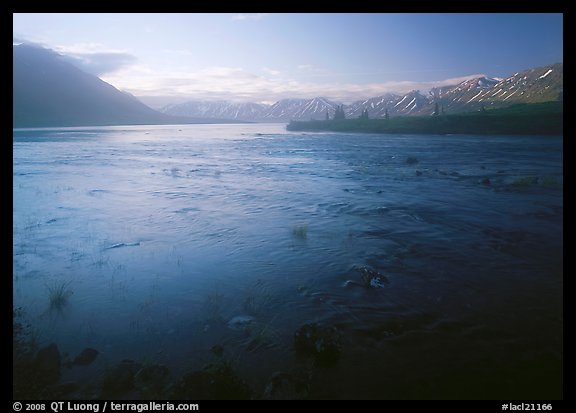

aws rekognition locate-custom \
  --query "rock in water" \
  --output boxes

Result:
[134,364,171,398]
[171,363,251,400]
[101,359,142,398]
[211,345,224,358]
[356,266,389,288]
[294,323,341,367]
[53,382,80,397]
[73,348,99,366]
[227,315,254,330]
[263,371,309,400]
[35,343,61,384]
[481,177,491,186]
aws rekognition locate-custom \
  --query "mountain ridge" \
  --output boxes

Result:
[160,63,562,122]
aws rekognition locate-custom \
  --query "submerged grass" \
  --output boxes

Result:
[242,279,274,316]
[540,176,563,189]
[510,176,540,188]
[509,175,562,190]
[291,224,308,240]
[47,280,74,310]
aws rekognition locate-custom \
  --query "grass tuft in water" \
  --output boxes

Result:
[47,280,74,310]
[539,176,562,189]
[291,224,308,240]
[242,279,274,316]
[509,175,562,190]
[510,176,540,188]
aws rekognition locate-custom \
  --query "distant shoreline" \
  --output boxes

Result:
[12,122,258,132]
[286,102,562,136]
[12,118,254,129]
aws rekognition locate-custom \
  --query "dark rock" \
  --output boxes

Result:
[101,359,142,398]
[171,363,251,400]
[356,266,389,288]
[35,343,61,384]
[356,312,439,339]
[135,364,171,398]
[211,345,224,358]
[294,323,341,367]
[73,348,99,366]
[227,315,254,330]
[263,371,309,400]
[415,170,423,176]
[53,381,79,396]
[481,177,491,186]
[406,157,419,165]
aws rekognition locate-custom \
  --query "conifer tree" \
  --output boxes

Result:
[334,105,346,120]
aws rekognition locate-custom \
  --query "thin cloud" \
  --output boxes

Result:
[13,38,485,103]
[231,13,268,21]
[296,64,330,77]
[262,67,281,76]
[12,38,137,76]
[102,65,485,104]
[162,49,194,56]
[297,64,326,72]
[13,36,48,48]
[62,52,137,76]
[49,43,138,76]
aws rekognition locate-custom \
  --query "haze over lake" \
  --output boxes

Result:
[13,124,562,399]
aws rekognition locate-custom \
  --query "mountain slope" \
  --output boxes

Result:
[13,44,233,128]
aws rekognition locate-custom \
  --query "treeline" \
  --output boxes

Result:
[287,102,563,136]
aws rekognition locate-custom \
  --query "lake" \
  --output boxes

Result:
[13,124,563,399]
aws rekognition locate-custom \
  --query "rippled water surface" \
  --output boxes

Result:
[13,124,563,399]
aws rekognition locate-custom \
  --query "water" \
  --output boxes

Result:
[13,124,563,399]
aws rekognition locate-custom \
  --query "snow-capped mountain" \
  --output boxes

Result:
[347,91,431,118]
[261,97,339,121]
[160,63,562,122]
[161,100,268,121]
[348,63,562,117]
[420,63,563,114]
[161,97,339,122]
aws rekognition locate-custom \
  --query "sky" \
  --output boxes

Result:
[13,13,563,106]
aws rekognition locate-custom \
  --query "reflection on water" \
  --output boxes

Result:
[13,124,562,399]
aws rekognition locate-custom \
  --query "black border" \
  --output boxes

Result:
[10,5,568,405]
